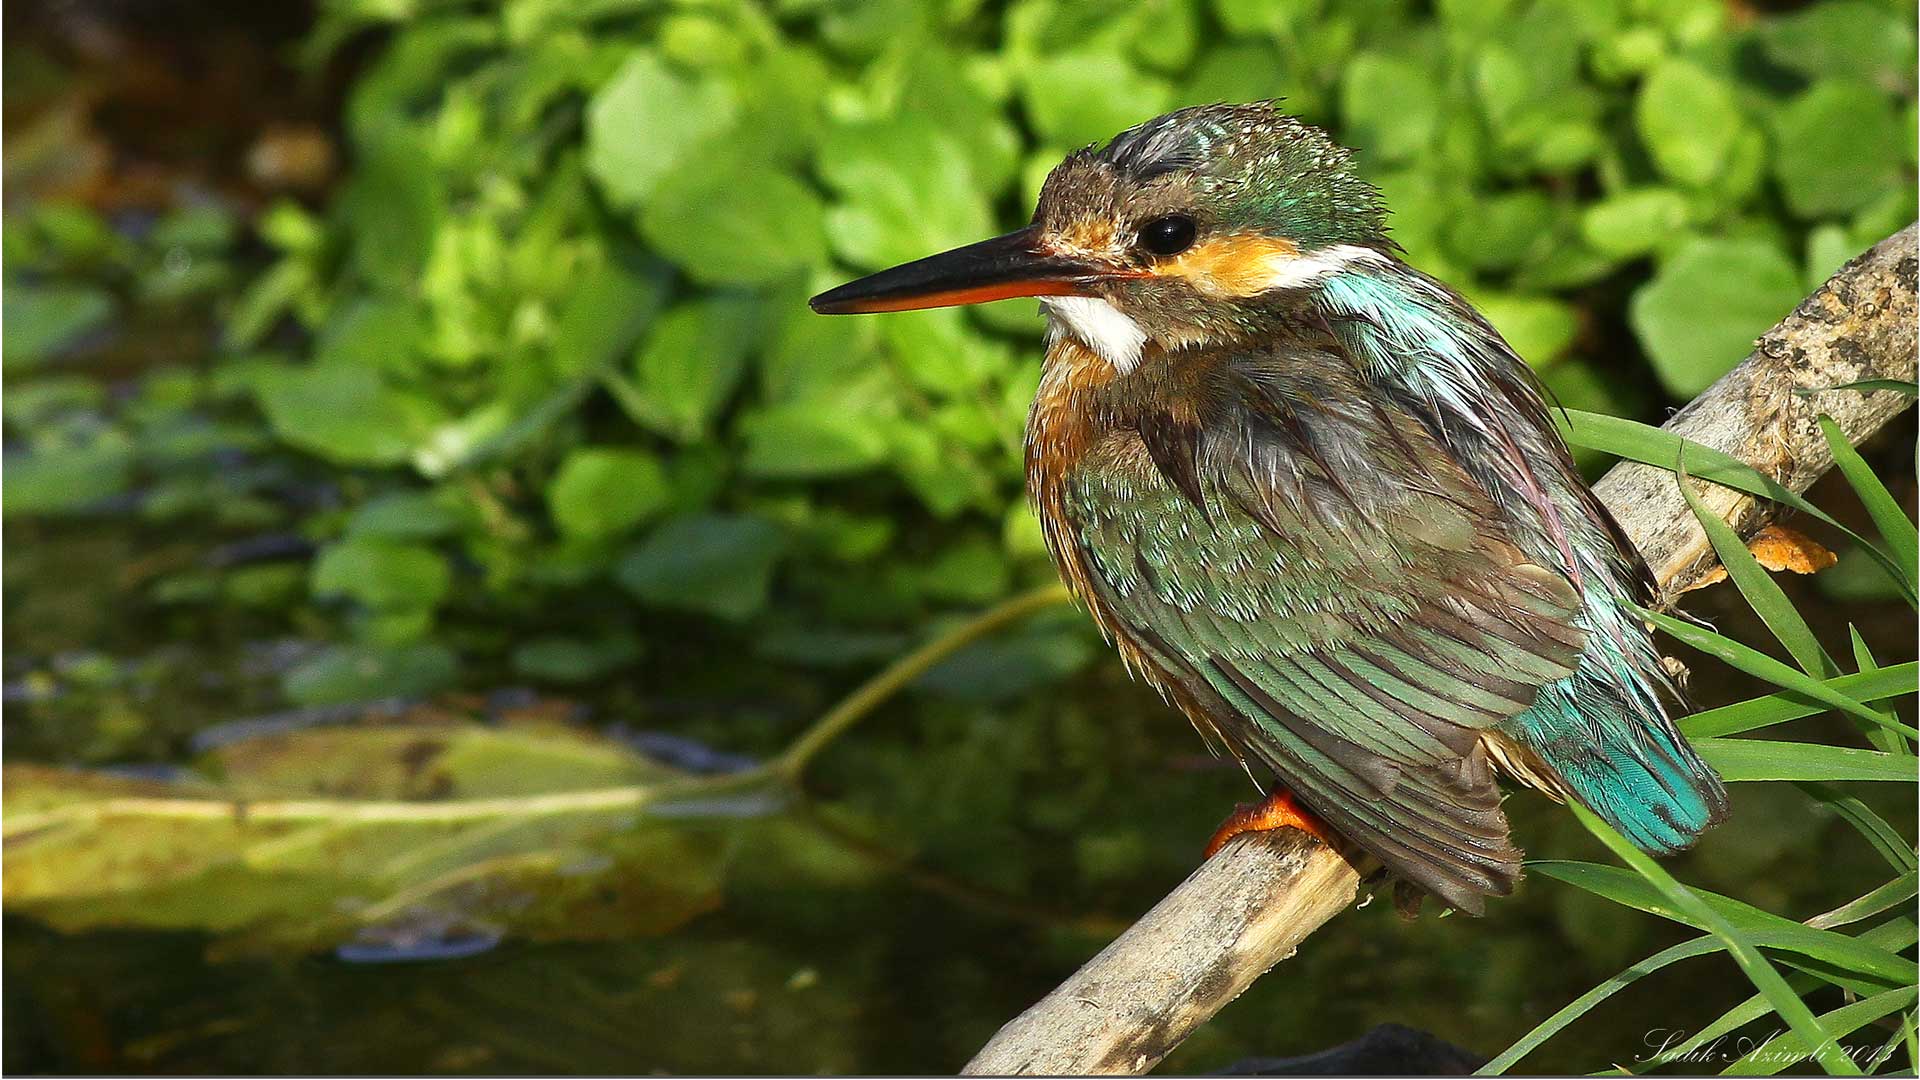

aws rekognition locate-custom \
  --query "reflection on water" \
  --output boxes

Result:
[6,695,1911,1075]
[337,919,506,965]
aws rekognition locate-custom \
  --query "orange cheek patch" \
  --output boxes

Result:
[1156,234,1301,296]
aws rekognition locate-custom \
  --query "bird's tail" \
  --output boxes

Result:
[1500,644,1728,854]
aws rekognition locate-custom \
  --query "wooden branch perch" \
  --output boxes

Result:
[962,224,1919,1077]
[1594,230,1920,601]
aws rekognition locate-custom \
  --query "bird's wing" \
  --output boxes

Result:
[1064,347,1588,913]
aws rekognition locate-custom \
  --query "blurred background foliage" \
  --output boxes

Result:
[3,0,1915,1073]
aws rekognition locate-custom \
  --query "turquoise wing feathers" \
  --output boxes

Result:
[1321,258,1729,857]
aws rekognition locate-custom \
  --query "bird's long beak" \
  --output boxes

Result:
[809,225,1117,314]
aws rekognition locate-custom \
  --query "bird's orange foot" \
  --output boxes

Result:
[1204,788,1336,858]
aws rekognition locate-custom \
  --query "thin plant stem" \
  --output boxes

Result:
[772,582,1073,781]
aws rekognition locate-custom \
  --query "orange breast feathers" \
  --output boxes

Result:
[1021,337,1226,743]
[1024,337,1118,617]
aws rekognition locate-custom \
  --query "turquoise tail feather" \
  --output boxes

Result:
[1504,634,1729,854]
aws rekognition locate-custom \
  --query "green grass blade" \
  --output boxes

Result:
[1530,861,1917,988]
[1506,940,1849,1078]
[1873,1012,1914,1076]
[1559,411,1845,529]
[1868,1027,1904,1077]
[1677,450,1835,677]
[1683,663,1919,738]
[1700,739,1920,783]
[1636,605,1918,738]
[1549,806,1864,1075]
[1563,410,1915,602]
[1820,416,1919,587]
[1622,920,1918,1076]
[1848,628,1912,756]
[1652,995,1775,1073]
[1805,871,1919,930]
[1901,1010,1917,1073]
[1722,986,1918,1076]
[1797,782,1918,873]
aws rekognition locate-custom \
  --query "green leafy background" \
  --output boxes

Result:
[3,0,1915,1073]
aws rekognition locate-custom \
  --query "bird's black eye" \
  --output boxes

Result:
[1138,214,1197,257]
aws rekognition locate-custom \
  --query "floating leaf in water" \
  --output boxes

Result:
[1,712,777,957]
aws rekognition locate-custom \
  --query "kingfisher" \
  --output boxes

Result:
[810,102,1727,914]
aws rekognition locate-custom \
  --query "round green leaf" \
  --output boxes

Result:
[548,447,670,540]
[511,634,642,684]
[818,121,993,270]
[311,538,452,612]
[253,364,446,468]
[1634,60,1747,188]
[338,120,444,292]
[1473,293,1580,367]
[1804,223,1858,287]
[1442,190,1555,271]
[1758,0,1916,88]
[616,514,786,621]
[895,51,1023,195]
[1018,50,1171,150]
[1771,80,1906,219]
[741,404,891,478]
[625,296,764,442]
[585,53,737,208]
[283,643,458,706]
[1182,43,1287,107]
[3,285,112,371]
[1581,188,1690,258]
[1341,53,1440,164]
[1,429,133,517]
[548,262,670,379]
[348,492,468,540]
[642,163,825,285]
[1630,238,1804,397]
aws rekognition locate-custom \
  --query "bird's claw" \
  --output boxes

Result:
[1204,788,1336,858]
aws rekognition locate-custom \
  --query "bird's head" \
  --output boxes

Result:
[810,102,1391,371]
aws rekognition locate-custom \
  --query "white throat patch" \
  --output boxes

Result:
[1040,296,1148,374]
